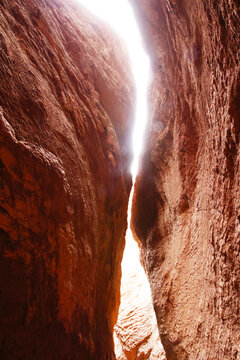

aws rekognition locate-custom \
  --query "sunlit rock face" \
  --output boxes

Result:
[114,232,165,360]
[0,0,134,358]
[130,0,240,359]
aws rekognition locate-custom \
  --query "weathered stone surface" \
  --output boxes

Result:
[0,0,133,358]
[114,231,165,360]
[130,0,240,359]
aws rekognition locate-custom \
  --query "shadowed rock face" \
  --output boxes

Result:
[130,0,240,359]
[0,0,134,359]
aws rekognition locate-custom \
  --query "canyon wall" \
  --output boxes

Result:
[130,0,240,359]
[0,0,133,359]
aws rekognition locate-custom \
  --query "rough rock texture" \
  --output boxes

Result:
[0,0,134,359]
[130,0,240,359]
[114,232,165,360]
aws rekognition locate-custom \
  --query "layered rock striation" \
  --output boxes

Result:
[0,0,134,358]
[130,0,240,359]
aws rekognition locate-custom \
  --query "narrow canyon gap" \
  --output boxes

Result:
[1,0,240,360]
[75,1,165,358]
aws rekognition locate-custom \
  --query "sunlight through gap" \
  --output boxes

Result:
[74,0,152,313]
[75,0,150,179]
[70,2,163,357]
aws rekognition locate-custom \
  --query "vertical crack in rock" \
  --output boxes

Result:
[129,0,240,359]
[0,0,134,358]
[76,2,166,358]
[114,226,166,360]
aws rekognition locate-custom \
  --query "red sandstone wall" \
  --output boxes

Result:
[130,0,240,359]
[0,0,134,358]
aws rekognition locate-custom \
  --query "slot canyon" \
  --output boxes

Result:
[0,0,239,359]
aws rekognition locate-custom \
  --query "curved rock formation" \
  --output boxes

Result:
[0,0,134,358]
[130,0,240,359]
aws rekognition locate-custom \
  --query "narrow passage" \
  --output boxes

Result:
[75,0,165,358]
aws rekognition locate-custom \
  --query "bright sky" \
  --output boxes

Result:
[74,0,151,289]
[75,0,150,178]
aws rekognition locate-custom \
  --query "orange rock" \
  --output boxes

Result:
[0,0,134,358]
[130,0,240,359]
[114,233,165,360]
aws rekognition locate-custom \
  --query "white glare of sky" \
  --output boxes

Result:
[75,0,150,178]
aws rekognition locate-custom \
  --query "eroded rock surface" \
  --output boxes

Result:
[114,232,165,360]
[130,0,240,359]
[0,0,133,358]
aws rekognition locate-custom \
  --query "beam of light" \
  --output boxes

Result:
[72,3,154,340]
[71,3,162,356]
[75,0,150,179]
